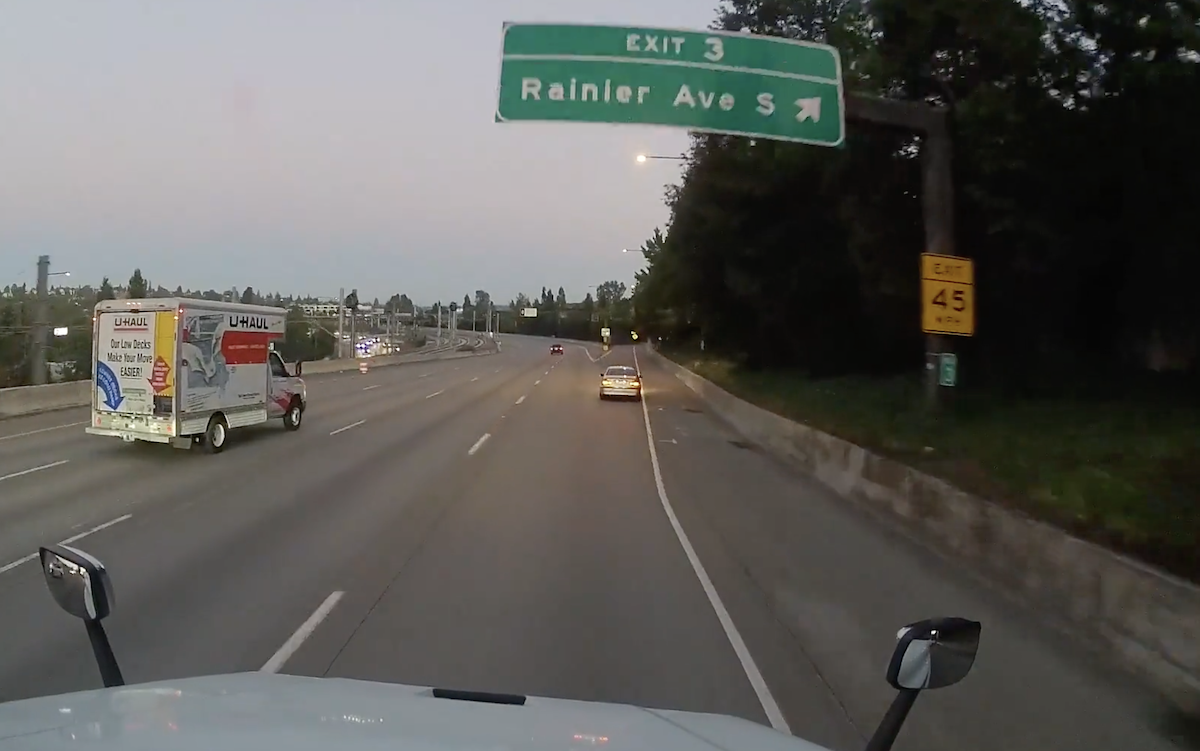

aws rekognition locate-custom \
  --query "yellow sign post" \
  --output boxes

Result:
[921,253,975,336]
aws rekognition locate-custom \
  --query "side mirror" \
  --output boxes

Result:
[865,617,980,751]
[39,545,125,688]
[40,544,114,622]
[886,617,980,690]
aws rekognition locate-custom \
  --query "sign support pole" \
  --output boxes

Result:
[846,94,958,412]
[922,118,955,411]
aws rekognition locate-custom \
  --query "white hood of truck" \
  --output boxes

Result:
[0,672,830,751]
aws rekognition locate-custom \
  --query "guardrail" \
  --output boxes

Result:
[0,335,495,420]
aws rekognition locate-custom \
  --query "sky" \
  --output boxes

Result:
[0,0,719,306]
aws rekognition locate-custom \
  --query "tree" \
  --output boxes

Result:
[633,0,1200,375]
[595,281,626,308]
[281,304,334,362]
[240,287,256,305]
[127,269,148,300]
[97,277,116,303]
[556,287,567,308]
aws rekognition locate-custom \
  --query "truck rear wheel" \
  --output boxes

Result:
[283,399,303,431]
[202,415,228,454]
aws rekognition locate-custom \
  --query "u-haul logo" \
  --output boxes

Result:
[113,316,148,328]
[228,315,269,330]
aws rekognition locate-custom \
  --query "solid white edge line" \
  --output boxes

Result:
[1,553,38,576]
[261,591,344,673]
[329,420,366,436]
[0,513,133,576]
[632,348,791,735]
[467,433,491,456]
[0,460,70,484]
[0,422,87,442]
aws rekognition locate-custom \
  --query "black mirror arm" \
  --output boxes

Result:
[864,688,920,751]
[85,620,125,688]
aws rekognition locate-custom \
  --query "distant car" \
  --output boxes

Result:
[550,344,564,355]
[599,365,641,401]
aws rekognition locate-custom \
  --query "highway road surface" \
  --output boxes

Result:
[0,336,1188,751]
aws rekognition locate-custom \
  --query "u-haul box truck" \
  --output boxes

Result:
[87,298,307,453]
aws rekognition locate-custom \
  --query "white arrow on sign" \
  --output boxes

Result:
[794,97,821,123]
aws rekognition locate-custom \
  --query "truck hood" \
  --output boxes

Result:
[0,672,831,751]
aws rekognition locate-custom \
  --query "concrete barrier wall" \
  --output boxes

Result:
[0,381,93,420]
[645,346,1200,714]
[0,341,496,420]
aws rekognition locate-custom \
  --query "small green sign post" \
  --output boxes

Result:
[496,23,845,147]
[938,353,958,387]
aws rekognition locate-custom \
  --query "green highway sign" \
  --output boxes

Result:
[495,23,845,147]
[938,353,958,387]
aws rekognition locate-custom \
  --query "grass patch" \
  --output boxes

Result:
[664,349,1200,583]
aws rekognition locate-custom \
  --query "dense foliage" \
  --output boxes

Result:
[632,0,1200,388]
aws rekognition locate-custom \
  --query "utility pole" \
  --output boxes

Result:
[30,255,49,386]
[337,287,345,359]
[343,289,359,359]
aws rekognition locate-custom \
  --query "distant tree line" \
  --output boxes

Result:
[0,269,636,386]
[503,282,633,342]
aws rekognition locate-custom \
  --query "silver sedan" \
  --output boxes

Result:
[598,365,642,401]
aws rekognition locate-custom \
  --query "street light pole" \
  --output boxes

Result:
[30,256,50,386]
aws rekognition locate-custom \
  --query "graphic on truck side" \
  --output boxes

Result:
[181,313,230,392]
[150,312,176,398]
[179,311,280,415]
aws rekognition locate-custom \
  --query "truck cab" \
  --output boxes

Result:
[267,348,306,430]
